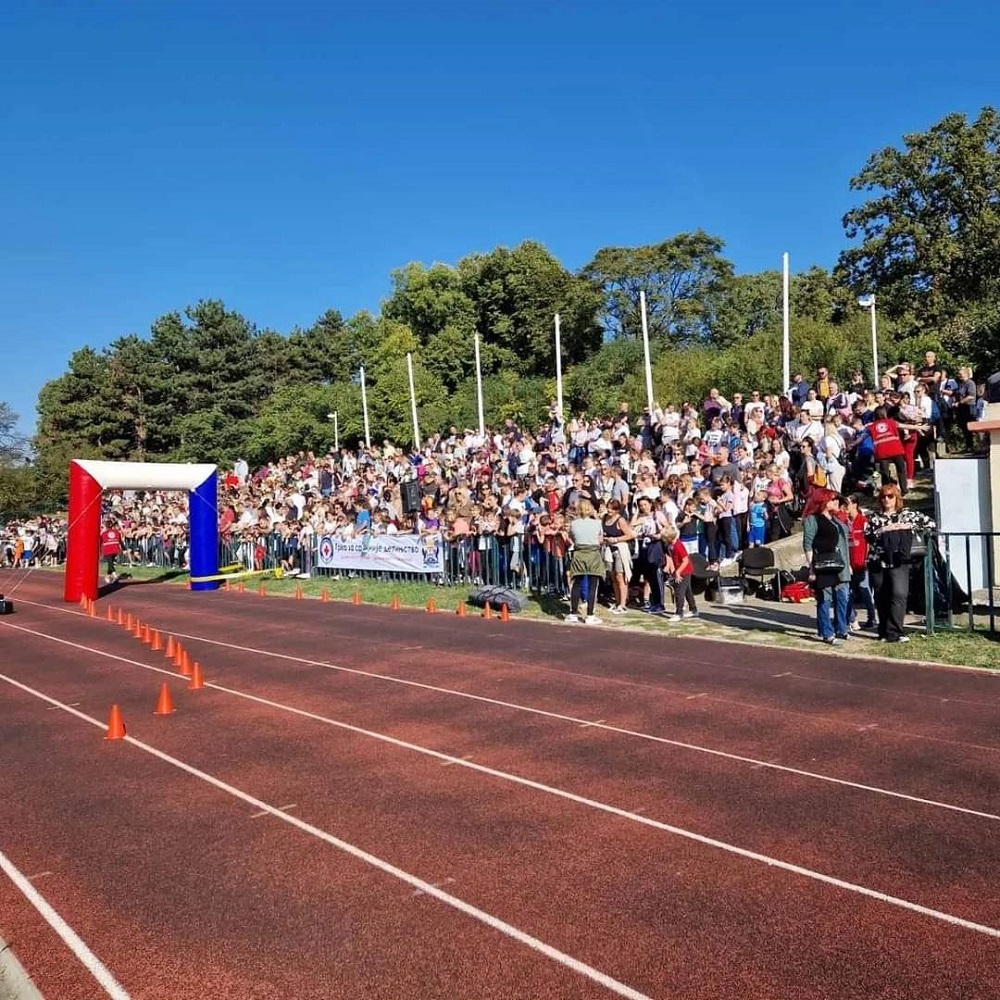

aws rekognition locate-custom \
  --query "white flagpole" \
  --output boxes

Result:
[639,291,654,413]
[554,313,563,419]
[333,411,339,452]
[782,252,790,395]
[869,296,879,388]
[359,366,371,449]
[406,352,420,450]
[474,333,485,438]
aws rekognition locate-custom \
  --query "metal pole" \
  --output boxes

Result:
[782,252,790,395]
[334,411,339,452]
[359,366,370,449]
[554,313,563,419]
[639,291,654,413]
[406,352,420,450]
[474,334,485,438]
[870,297,879,388]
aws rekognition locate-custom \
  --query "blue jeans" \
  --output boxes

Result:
[816,582,850,639]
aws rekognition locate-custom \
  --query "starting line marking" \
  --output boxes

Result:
[0,673,652,1000]
[250,802,297,819]
[0,847,130,999]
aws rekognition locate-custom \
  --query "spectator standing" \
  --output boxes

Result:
[842,495,876,632]
[565,500,605,624]
[802,489,851,646]
[956,366,979,451]
[663,525,697,621]
[865,484,935,643]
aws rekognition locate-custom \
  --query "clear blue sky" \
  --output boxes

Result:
[2,0,997,435]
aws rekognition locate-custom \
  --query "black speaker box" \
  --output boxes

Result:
[400,480,421,514]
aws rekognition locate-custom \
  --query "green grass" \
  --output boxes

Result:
[97,565,1000,671]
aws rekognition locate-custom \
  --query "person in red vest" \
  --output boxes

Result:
[100,519,122,585]
[841,494,877,631]
[869,407,907,491]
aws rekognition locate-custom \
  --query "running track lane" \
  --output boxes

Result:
[16,586,1000,825]
[9,606,1000,925]
[3,622,999,997]
[28,574,1000,745]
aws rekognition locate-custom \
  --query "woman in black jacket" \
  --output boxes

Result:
[864,483,935,643]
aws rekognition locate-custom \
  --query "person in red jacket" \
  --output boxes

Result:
[100,519,122,585]
[869,406,907,490]
[842,495,876,631]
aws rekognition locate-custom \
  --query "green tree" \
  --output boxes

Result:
[582,231,734,344]
[460,241,602,375]
[838,106,1000,365]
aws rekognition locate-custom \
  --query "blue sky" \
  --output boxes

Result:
[2,0,997,435]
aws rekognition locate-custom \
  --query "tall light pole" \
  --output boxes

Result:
[406,352,420,451]
[359,366,371,449]
[858,294,879,386]
[327,411,339,451]
[782,252,791,394]
[553,313,563,420]
[639,291,654,414]
[473,333,485,438]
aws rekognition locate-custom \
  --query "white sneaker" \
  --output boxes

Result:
[849,620,861,633]
[682,611,698,619]
[665,614,683,622]
[584,615,600,625]
[564,614,581,623]
[609,606,625,616]
[896,635,910,643]
[720,558,736,568]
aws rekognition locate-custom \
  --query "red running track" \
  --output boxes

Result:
[0,572,998,999]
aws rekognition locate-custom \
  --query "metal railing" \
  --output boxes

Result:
[925,531,999,635]
[108,531,570,595]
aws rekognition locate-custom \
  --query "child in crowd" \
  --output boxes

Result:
[747,490,768,547]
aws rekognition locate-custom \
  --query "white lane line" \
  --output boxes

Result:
[5,671,1000,943]
[0,674,650,1000]
[5,621,999,823]
[0,848,130,999]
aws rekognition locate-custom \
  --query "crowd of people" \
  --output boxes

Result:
[4,351,978,637]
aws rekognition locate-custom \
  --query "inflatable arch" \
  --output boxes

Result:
[65,460,219,603]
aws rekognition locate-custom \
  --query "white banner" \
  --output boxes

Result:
[317,532,443,574]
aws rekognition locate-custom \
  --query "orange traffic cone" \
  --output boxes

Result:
[104,704,126,740]
[426,597,437,614]
[482,601,493,620]
[352,591,361,606]
[125,612,135,631]
[132,620,143,639]
[295,585,304,600]
[188,662,205,690]
[153,682,175,716]
[178,650,193,678]
[320,588,330,603]
[172,643,185,668]
[116,608,125,626]
[141,624,152,644]
[499,603,510,623]
[150,630,163,651]
[79,595,88,610]
[456,601,467,617]
[164,635,176,659]
[105,605,115,622]
[237,581,246,594]
[390,594,401,611]
[258,582,266,597]
[223,579,231,592]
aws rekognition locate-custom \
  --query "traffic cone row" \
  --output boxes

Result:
[99,613,208,740]
[390,593,401,611]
